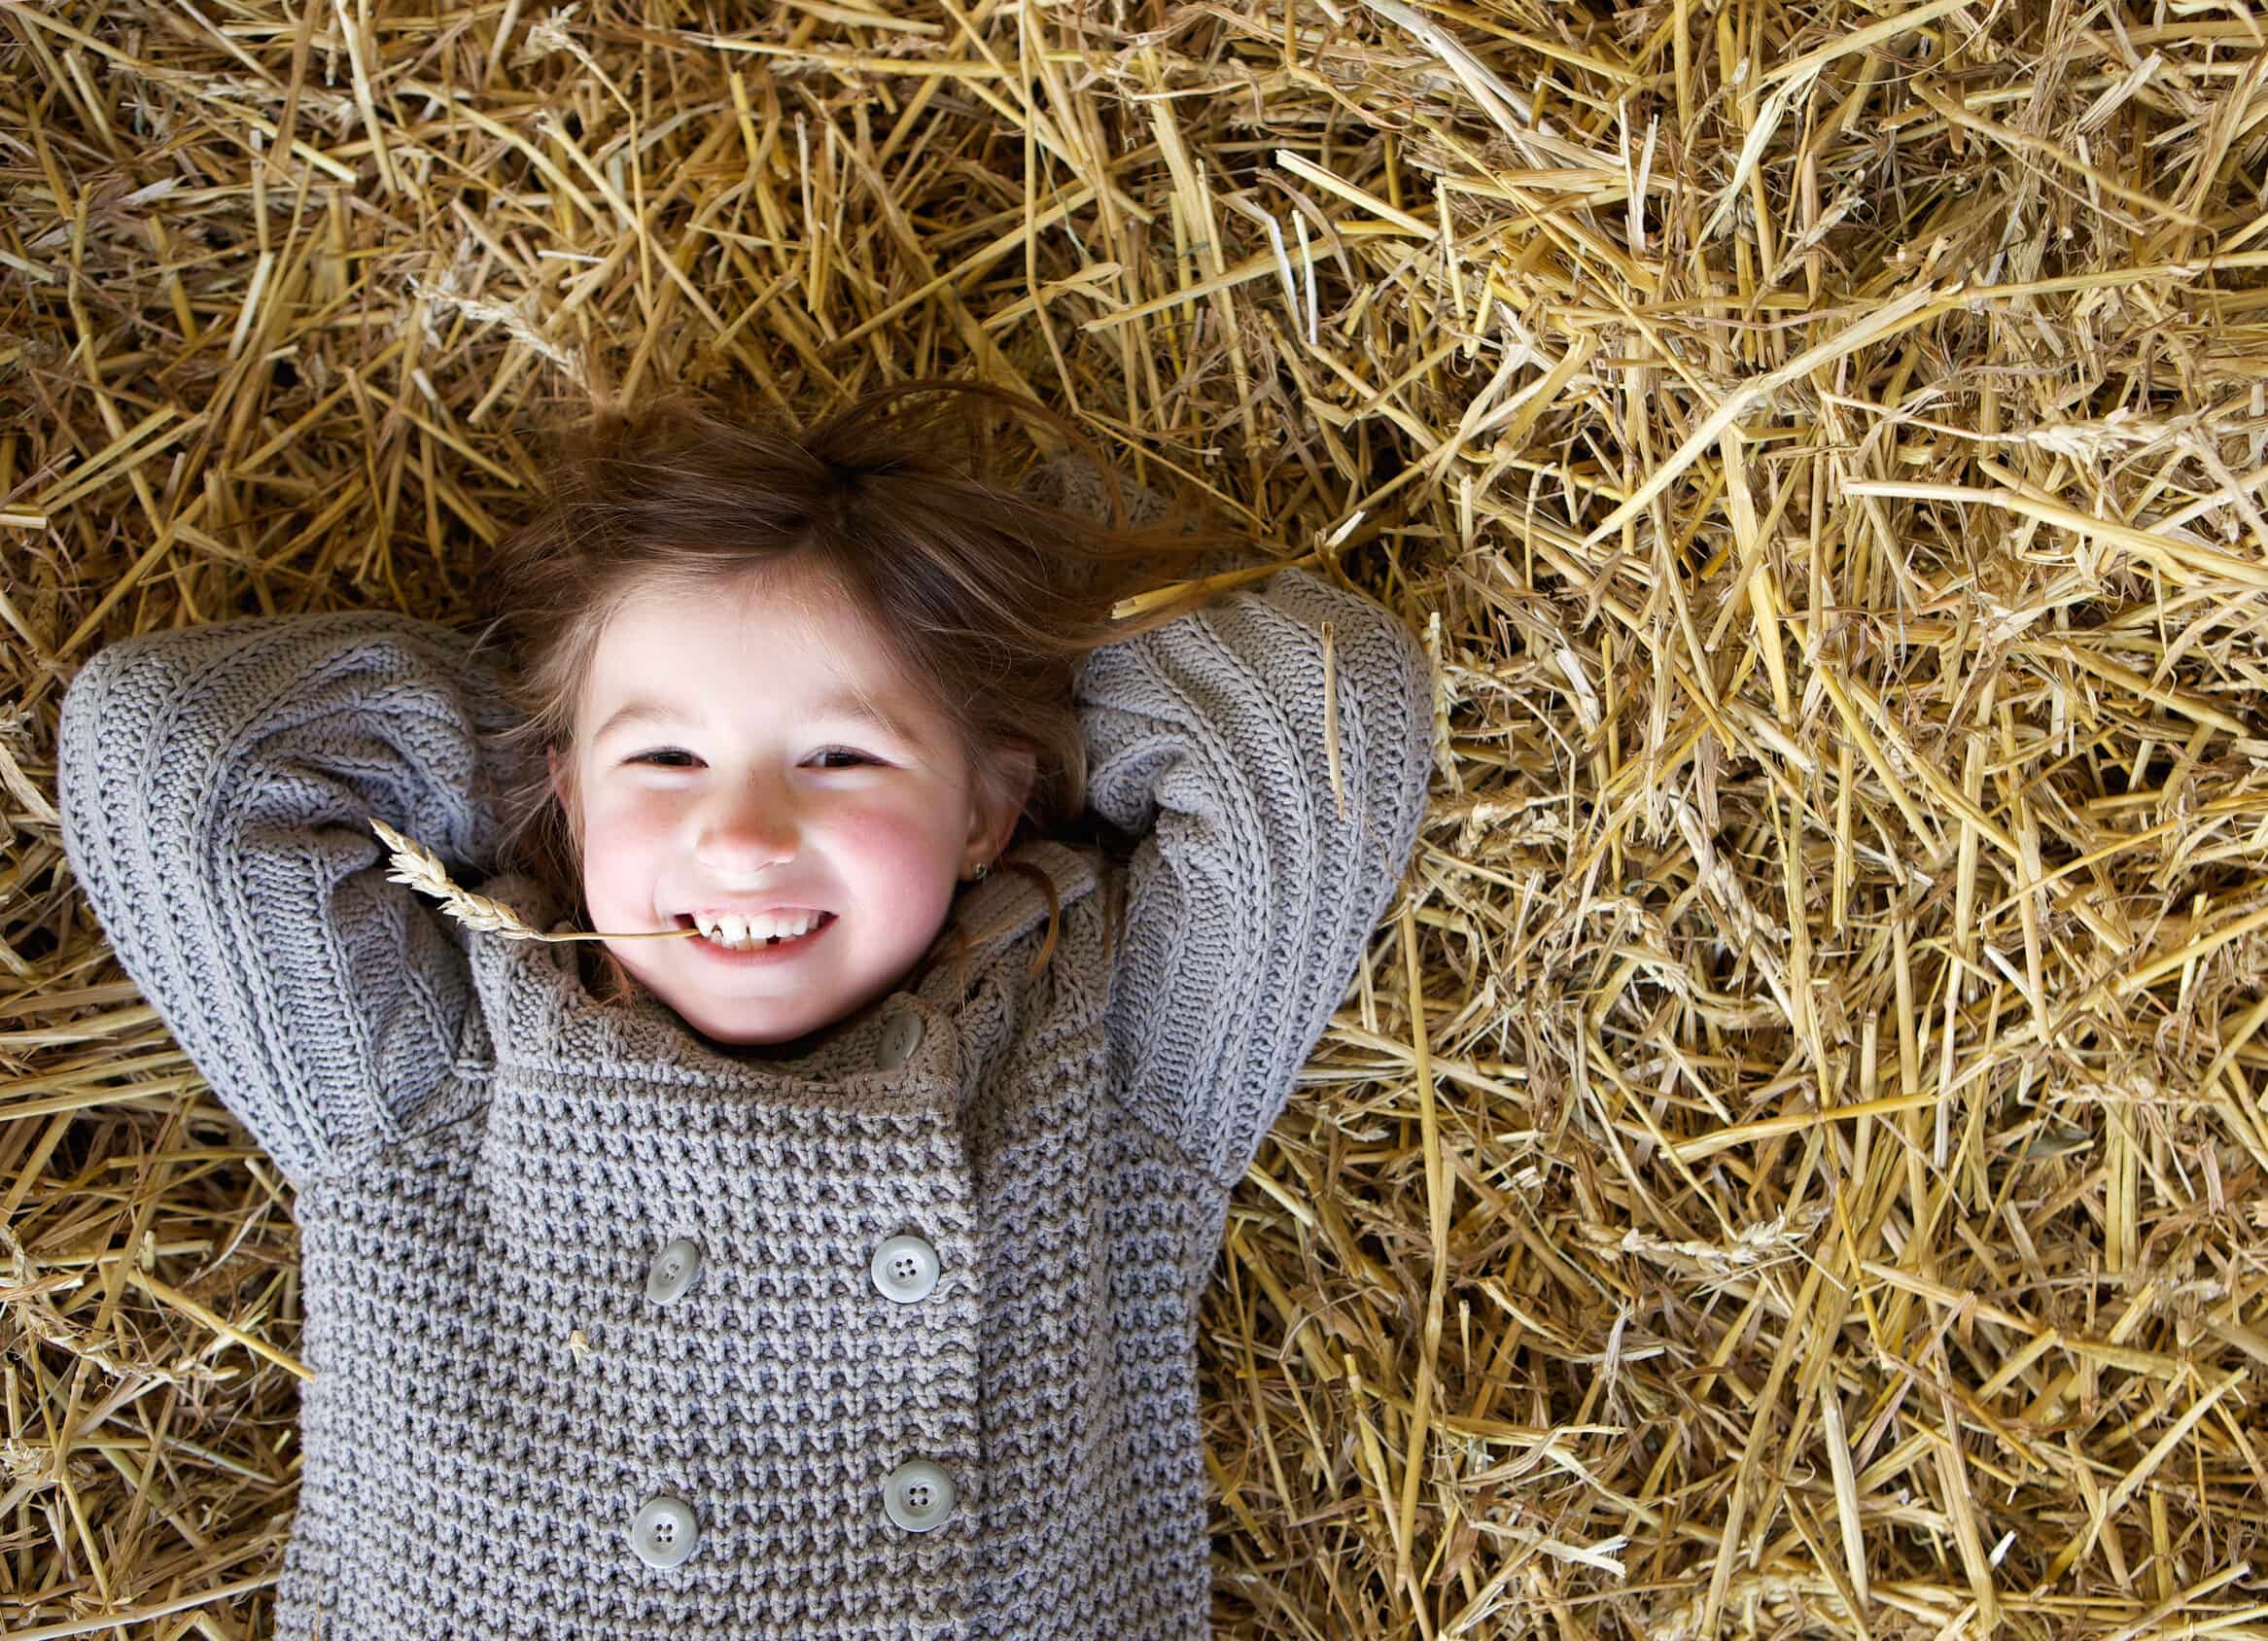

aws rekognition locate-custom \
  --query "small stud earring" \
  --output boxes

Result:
[971,860,991,882]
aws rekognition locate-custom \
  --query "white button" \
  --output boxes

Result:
[646,1238,702,1305]
[630,1494,699,1568]
[883,1459,956,1531]
[876,1010,925,1070]
[871,1234,940,1304]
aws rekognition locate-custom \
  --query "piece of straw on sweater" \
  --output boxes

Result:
[368,817,695,943]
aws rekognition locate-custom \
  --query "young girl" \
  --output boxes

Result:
[54,384,1435,1640]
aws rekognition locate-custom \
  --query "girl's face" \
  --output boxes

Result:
[549,565,1031,1051]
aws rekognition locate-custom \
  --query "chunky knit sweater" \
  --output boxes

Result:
[54,545,1434,1638]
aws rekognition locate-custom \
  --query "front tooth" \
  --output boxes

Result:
[718,915,752,943]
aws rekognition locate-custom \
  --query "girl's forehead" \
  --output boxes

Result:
[581,567,920,729]
[603,564,874,658]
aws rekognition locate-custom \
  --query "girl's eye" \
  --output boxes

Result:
[628,748,878,769]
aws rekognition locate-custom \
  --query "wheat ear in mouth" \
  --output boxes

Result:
[367,817,698,943]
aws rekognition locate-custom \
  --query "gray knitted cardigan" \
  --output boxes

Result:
[54,552,1433,1639]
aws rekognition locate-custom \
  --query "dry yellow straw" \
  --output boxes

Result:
[17,0,2268,1632]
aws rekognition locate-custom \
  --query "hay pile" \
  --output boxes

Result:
[8,0,2268,1635]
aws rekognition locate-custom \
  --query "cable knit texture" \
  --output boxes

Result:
[52,470,1434,1640]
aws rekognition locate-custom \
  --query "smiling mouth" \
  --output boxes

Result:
[674,912,837,949]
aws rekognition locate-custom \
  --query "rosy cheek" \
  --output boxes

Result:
[578,791,668,893]
[835,806,940,874]
[590,783,673,837]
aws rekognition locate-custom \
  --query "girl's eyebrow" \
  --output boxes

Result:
[594,700,680,741]
[593,692,911,742]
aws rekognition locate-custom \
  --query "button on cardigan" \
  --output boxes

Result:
[53,556,1434,1639]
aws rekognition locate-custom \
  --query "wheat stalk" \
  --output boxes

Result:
[367,817,697,942]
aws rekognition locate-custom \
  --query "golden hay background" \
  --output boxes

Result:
[7,0,2268,1635]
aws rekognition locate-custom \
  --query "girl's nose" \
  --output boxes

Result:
[693,780,800,870]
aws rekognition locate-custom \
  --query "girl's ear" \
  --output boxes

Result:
[547,747,567,807]
[974,747,1038,859]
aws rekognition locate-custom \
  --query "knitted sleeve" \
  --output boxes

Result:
[1076,563,1435,1193]
[53,612,531,1192]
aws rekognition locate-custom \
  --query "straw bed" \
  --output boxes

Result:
[8,0,2268,1636]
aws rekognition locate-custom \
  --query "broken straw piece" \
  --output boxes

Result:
[366,817,696,943]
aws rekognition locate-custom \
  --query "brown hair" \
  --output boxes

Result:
[466,380,1254,1013]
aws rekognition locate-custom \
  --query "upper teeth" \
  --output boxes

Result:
[695,910,821,943]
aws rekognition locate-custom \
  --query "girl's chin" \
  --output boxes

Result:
[657,981,820,1042]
